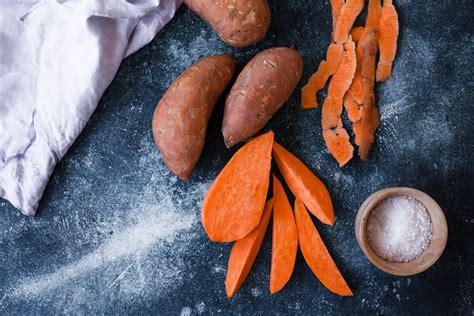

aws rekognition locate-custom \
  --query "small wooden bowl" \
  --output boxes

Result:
[355,187,448,276]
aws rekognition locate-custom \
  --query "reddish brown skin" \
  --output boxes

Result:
[152,54,236,180]
[184,0,271,48]
[222,47,303,148]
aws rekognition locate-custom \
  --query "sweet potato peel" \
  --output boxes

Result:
[270,175,298,294]
[350,26,365,44]
[343,93,362,122]
[301,43,344,109]
[225,198,274,298]
[377,0,399,82]
[272,141,334,225]
[333,0,365,44]
[201,131,274,242]
[294,199,353,296]
[330,0,345,30]
[322,40,356,166]
[327,40,357,100]
[353,29,380,160]
[365,0,382,30]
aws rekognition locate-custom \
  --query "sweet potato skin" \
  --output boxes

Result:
[184,0,271,48]
[222,47,303,147]
[152,54,236,180]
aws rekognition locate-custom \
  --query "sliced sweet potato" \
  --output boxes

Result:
[201,131,274,242]
[270,175,298,294]
[272,141,334,225]
[294,199,353,296]
[226,199,274,297]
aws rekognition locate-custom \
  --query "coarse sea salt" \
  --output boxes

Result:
[367,196,433,262]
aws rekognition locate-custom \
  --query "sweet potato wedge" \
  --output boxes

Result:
[272,142,334,225]
[201,131,274,242]
[294,199,352,296]
[225,198,274,297]
[270,175,298,294]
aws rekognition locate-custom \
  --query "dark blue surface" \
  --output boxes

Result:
[1,0,473,314]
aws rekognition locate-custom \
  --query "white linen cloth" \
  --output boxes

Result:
[0,0,182,215]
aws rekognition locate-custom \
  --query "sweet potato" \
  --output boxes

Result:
[272,142,334,225]
[294,199,353,296]
[152,54,236,180]
[222,47,303,147]
[270,175,298,294]
[201,131,274,242]
[226,198,273,297]
[184,0,271,48]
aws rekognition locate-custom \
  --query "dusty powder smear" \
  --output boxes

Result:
[367,196,433,262]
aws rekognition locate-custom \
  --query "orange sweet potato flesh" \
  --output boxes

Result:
[270,175,298,294]
[377,0,399,82]
[201,131,274,242]
[353,29,380,160]
[294,199,353,296]
[226,199,274,298]
[301,43,344,109]
[333,0,364,44]
[322,40,356,166]
[272,141,334,225]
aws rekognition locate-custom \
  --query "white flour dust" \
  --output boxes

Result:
[5,137,210,312]
[10,208,195,298]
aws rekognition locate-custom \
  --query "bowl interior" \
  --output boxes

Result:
[355,187,448,276]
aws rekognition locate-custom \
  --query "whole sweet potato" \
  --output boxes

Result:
[184,0,271,48]
[152,54,236,180]
[222,47,303,147]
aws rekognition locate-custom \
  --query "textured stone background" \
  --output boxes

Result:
[1,0,473,314]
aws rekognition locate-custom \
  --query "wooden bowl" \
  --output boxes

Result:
[355,187,448,276]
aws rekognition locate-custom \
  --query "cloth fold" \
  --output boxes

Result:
[0,0,182,215]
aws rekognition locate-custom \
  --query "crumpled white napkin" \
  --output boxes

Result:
[0,0,182,215]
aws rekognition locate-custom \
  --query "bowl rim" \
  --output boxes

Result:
[355,187,448,276]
